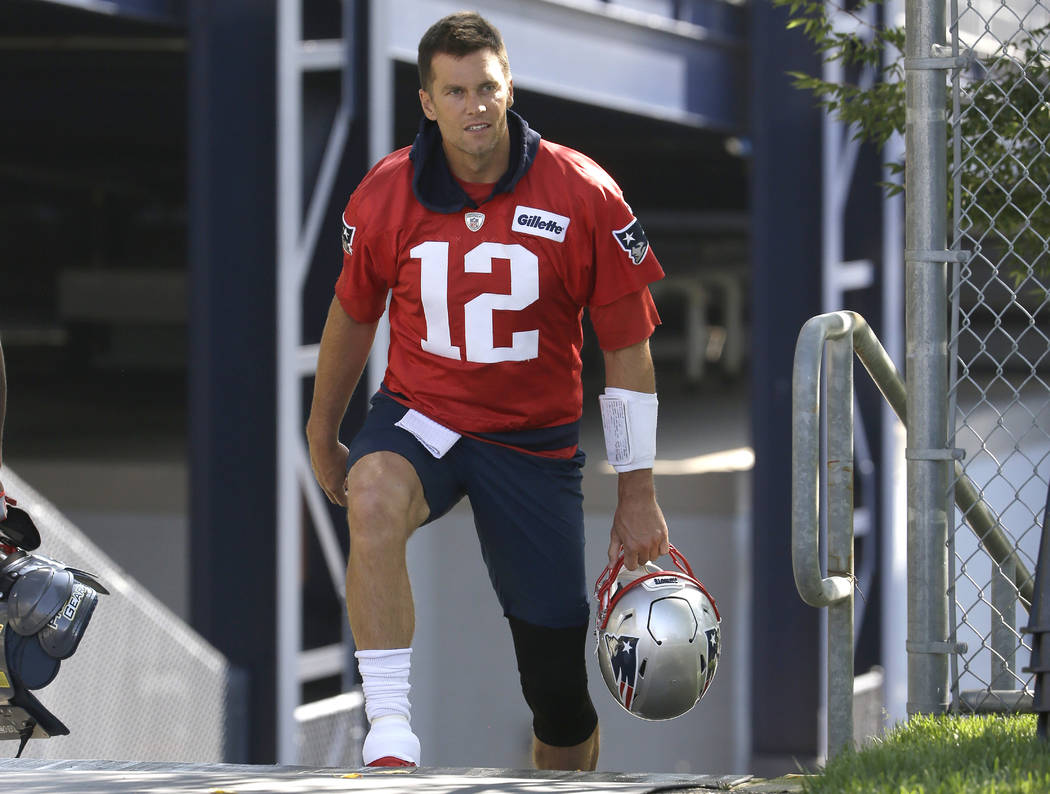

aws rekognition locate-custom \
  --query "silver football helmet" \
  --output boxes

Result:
[594,544,720,721]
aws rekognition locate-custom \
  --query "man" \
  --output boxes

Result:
[307,11,669,771]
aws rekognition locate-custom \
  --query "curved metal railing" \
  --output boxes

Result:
[792,310,1034,757]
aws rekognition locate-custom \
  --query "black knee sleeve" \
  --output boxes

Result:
[508,615,598,747]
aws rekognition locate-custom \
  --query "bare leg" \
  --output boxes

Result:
[345,451,430,765]
[532,724,600,771]
[344,451,429,649]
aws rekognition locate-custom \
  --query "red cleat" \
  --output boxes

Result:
[366,756,416,768]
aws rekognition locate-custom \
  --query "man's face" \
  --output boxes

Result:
[419,48,513,180]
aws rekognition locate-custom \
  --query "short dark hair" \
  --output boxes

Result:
[417,11,510,92]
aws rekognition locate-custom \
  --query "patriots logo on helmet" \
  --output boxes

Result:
[341,219,356,255]
[612,218,650,265]
[702,626,720,695]
[605,634,641,710]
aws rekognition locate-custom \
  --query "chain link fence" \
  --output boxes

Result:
[293,690,366,768]
[948,0,1050,713]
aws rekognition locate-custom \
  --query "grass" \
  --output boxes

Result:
[802,713,1050,794]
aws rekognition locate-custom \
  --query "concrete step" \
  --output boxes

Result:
[0,758,803,794]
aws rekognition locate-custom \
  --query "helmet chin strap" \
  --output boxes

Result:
[15,721,33,758]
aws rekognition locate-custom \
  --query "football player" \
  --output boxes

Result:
[307,11,669,771]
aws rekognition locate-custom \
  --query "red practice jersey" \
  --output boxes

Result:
[336,112,663,436]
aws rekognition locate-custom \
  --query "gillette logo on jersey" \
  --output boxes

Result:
[606,634,640,710]
[512,205,570,242]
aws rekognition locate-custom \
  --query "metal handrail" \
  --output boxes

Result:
[792,310,1034,757]
[792,311,858,758]
[793,311,856,609]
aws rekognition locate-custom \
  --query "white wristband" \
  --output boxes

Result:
[599,387,658,472]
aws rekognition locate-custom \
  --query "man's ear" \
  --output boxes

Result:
[507,79,514,109]
[419,88,437,120]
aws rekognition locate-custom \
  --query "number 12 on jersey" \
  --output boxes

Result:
[413,240,540,364]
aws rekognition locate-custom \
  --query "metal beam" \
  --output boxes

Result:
[749,0,824,764]
[276,0,360,765]
[34,0,185,25]
[188,0,277,763]
[378,0,747,132]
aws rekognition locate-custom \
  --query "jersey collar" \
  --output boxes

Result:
[410,109,541,214]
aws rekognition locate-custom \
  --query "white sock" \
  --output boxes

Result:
[356,648,420,764]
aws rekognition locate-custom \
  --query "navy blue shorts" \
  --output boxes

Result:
[346,392,590,628]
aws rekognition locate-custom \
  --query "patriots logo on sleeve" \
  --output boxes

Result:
[341,218,356,255]
[607,634,641,710]
[612,218,650,265]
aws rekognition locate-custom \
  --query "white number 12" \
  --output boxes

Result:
[413,240,539,364]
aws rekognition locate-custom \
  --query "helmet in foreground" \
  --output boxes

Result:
[0,498,107,753]
[594,544,720,721]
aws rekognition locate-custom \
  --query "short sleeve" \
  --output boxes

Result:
[334,202,393,323]
[582,174,664,309]
[589,286,662,351]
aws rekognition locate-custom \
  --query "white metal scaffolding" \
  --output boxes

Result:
[276,0,360,764]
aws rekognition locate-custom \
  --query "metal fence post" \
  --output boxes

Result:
[904,0,951,715]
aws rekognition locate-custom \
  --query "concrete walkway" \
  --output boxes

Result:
[0,758,805,793]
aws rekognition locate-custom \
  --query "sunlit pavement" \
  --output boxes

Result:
[0,759,805,794]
